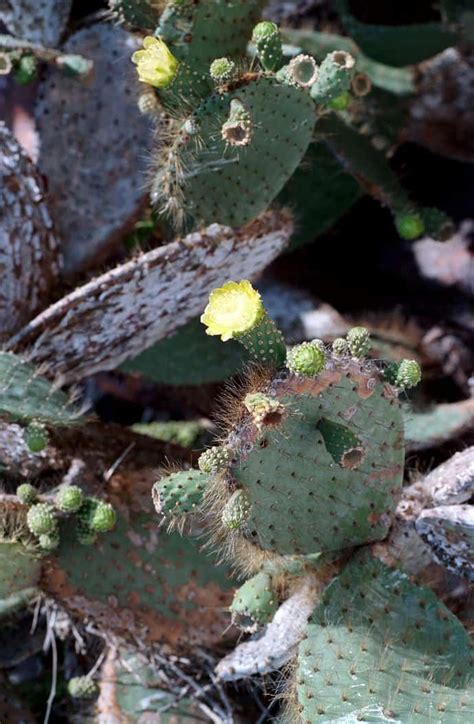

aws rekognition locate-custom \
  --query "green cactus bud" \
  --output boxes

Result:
[328,91,351,111]
[252,21,283,72]
[395,210,425,240]
[230,572,277,631]
[346,326,371,358]
[67,676,97,699]
[332,337,349,357]
[38,532,60,551]
[23,421,49,453]
[286,341,326,376]
[16,484,37,506]
[90,502,116,533]
[26,503,58,537]
[222,490,251,530]
[310,50,355,104]
[210,57,236,84]
[198,446,232,474]
[14,54,37,85]
[152,470,208,517]
[244,393,286,429]
[221,99,253,147]
[385,359,422,390]
[421,207,455,241]
[55,486,84,514]
[286,54,319,88]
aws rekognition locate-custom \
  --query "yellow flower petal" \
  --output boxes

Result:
[131,36,179,89]
[200,280,264,342]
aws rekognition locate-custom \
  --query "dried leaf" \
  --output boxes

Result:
[35,23,153,273]
[0,122,60,341]
[8,211,292,382]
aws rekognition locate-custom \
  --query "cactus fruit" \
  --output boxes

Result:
[67,676,97,699]
[152,470,209,517]
[286,341,326,376]
[310,50,355,103]
[385,358,422,389]
[90,502,117,533]
[346,326,371,357]
[55,486,84,514]
[198,446,232,474]
[252,21,284,72]
[222,490,251,531]
[332,337,349,356]
[23,421,49,453]
[292,551,473,722]
[16,484,37,506]
[26,503,58,537]
[395,210,426,240]
[230,572,277,631]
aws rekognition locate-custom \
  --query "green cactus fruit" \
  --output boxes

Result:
[90,502,117,533]
[286,341,326,376]
[285,54,319,89]
[55,486,84,514]
[210,57,236,84]
[294,550,473,722]
[310,50,355,104]
[38,532,60,551]
[331,337,349,356]
[23,421,49,453]
[252,21,284,72]
[0,353,84,427]
[198,446,232,474]
[385,359,422,390]
[156,76,315,228]
[346,326,371,357]
[16,483,37,505]
[226,360,404,557]
[230,572,277,630]
[26,504,58,537]
[67,676,97,699]
[244,393,286,429]
[395,210,425,240]
[152,469,208,517]
[14,54,37,85]
[222,490,251,530]
[421,206,455,241]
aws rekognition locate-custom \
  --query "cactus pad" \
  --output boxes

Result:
[294,551,473,722]
[228,361,404,556]
[0,541,40,599]
[230,572,277,631]
[159,77,315,227]
[152,469,209,517]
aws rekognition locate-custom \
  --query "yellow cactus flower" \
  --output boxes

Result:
[201,280,264,342]
[131,36,179,89]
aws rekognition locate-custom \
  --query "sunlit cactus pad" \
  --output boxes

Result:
[294,551,473,722]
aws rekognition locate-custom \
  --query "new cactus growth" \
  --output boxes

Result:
[67,676,98,699]
[385,358,422,389]
[286,340,326,376]
[222,490,251,531]
[23,421,49,453]
[16,484,37,505]
[198,446,232,474]
[310,50,355,103]
[252,21,284,72]
[55,486,84,513]
[26,503,58,537]
[346,325,371,357]
[230,572,277,630]
[152,469,209,517]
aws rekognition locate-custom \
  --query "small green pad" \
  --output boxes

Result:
[0,542,41,599]
[232,368,404,556]
[167,76,315,227]
[152,469,209,517]
[295,551,473,722]
[230,571,277,630]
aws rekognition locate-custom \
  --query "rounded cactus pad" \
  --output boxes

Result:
[346,326,371,358]
[198,446,232,474]
[158,76,315,228]
[90,502,117,533]
[152,469,209,517]
[222,490,251,530]
[26,503,58,537]
[227,359,404,556]
[55,486,84,514]
[230,572,277,631]
[310,50,355,104]
[293,551,473,722]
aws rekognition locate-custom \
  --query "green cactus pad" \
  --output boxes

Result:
[385,359,422,390]
[43,511,233,647]
[198,446,232,474]
[294,551,473,722]
[0,541,41,600]
[55,486,84,514]
[252,21,284,72]
[346,326,371,357]
[230,362,404,556]
[222,490,251,530]
[230,572,277,630]
[310,50,355,104]
[23,421,49,453]
[152,469,209,517]
[0,352,84,426]
[157,76,315,228]
[90,501,117,533]
[26,503,58,537]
